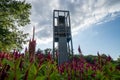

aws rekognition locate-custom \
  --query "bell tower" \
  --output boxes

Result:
[53,10,73,65]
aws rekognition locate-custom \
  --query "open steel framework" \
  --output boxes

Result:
[53,10,73,65]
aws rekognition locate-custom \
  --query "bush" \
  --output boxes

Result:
[0,51,120,80]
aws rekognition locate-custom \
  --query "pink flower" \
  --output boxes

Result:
[106,55,112,62]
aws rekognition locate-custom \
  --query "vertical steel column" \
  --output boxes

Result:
[68,12,74,57]
[53,11,55,60]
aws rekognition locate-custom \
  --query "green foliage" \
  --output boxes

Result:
[117,56,120,65]
[0,51,120,80]
[0,0,31,51]
[84,55,96,64]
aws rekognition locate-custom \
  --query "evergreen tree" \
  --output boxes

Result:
[0,0,31,51]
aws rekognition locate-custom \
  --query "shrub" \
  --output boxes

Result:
[0,51,120,80]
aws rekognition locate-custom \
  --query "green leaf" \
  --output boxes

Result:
[50,72,60,80]
[95,70,105,80]
[35,76,46,80]
[2,58,14,68]
[30,63,37,75]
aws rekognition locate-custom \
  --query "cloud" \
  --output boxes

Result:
[23,0,120,45]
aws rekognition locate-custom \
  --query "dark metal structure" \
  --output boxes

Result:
[53,10,73,65]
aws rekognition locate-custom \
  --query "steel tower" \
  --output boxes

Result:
[53,10,73,65]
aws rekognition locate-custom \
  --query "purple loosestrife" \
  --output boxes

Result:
[58,64,65,74]
[19,59,24,71]
[37,53,44,67]
[0,52,11,60]
[0,64,10,80]
[46,52,52,61]
[13,50,20,60]
[106,55,112,62]
[0,52,5,60]
[71,59,77,71]
[78,45,82,55]
[23,70,29,80]
[97,51,102,70]
[29,57,34,63]
[29,39,36,61]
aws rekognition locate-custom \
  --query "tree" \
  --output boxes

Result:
[117,56,120,65]
[0,0,31,51]
[44,48,52,54]
[84,55,96,64]
[36,48,43,54]
[116,56,120,70]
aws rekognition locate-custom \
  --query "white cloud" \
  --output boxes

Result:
[23,0,120,45]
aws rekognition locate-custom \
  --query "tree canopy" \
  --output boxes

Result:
[0,0,31,51]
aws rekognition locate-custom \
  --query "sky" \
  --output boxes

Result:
[22,0,120,60]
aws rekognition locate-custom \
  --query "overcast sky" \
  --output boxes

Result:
[22,0,120,60]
